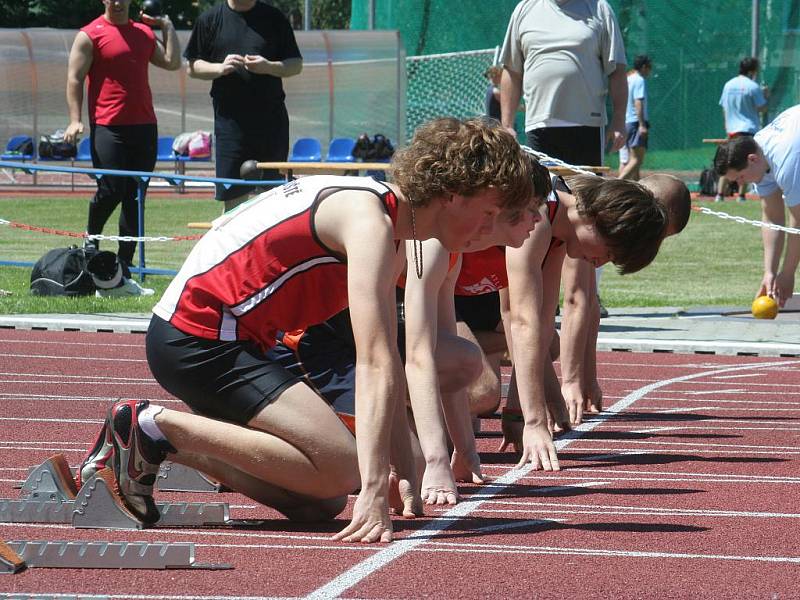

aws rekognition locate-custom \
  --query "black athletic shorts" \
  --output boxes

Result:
[213,98,290,201]
[526,126,603,167]
[268,300,407,417]
[146,315,299,424]
[454,291,502,332]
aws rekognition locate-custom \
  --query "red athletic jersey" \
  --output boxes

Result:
[81,16,156,125]
[154,176,399,352]
[455,176,564,296]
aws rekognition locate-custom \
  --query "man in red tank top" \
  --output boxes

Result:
[74,118,537,544]
[64,0,181,296]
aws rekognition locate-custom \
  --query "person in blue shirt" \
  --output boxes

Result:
[716,57,769,202]
[619,55,652,181]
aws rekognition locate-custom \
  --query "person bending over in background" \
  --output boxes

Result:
[714,105,800,307]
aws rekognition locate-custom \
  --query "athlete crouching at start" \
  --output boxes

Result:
[75,117,536,543]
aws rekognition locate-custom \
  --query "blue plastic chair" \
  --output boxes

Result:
[156,136,176,162]
[326,137,355,162]
[1,135,34,161]
[75,138,92,161]
[290,137,322,162]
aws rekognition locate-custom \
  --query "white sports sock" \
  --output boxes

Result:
[138,404,168,443]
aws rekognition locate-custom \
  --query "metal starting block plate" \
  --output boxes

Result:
[157,462,222,493]
[20,454,78,501]
[4,540,232,570]
[0,498,230,528]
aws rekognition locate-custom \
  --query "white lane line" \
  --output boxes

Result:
[469,501,800,519]
[477,471,800,485]
[304,358,800,600]
[608,378,800,389]
[0,417,104,424]
[603,424,800,431]
[711,373,765,380]
[0,595,298,600]
[0,338,142,348]
[652,406,800,413]
[0,380,156,386]
[525,481,610,494]
[554,467,800,482]
[473,518,566,533]
[0,352,146,363]
[0,441,89,447]
[0,393,180,403]
[683,388,744,395]
[569,447,800,456]
[0,445,89,452]
[629,396,800,404]
[630,427,680,433]
[0,372,152,381]
[567,439,800,451]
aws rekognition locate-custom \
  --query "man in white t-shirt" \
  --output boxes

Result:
[498,0,628,426]
[619,55,652,181]
[499,0,628,165]
[714,105,800,306]
[715,57,769,202]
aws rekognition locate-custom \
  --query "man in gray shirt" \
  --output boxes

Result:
[498,0,629,432]
[499,0,628,164]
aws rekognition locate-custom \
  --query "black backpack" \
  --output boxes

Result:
[38,131,77,160]
[30,246,95,297]
[699,167,719,197]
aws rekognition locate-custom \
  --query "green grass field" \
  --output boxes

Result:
[0,191,769,314]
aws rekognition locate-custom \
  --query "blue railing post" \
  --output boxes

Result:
[137,178,147,281]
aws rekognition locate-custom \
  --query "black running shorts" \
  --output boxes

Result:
[146,315,300,424]
[454,291,502,332]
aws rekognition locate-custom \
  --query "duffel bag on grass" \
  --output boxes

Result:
[30,246,95,296]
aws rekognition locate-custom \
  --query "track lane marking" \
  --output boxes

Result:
[304,358,800,599]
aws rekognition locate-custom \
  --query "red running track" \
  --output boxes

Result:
[0,329,798,599]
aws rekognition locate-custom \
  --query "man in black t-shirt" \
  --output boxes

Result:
[184,0,303,210]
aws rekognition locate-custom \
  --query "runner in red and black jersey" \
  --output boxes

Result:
[264,159,551,508]
[76,117,536,544]
[501,174,691,468]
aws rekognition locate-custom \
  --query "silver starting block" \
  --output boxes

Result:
[156,461,223,493]
[1,539,232,572]
[20,454,78,501]
[2,469,231,530]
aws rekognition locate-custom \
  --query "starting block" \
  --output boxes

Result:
[22,456,223,495]
[3,459,231,530]
[157,461,223,493]
[0,539,232,572]
[20,454,77,501]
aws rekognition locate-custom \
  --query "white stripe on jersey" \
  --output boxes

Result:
[231,255,342,317]
[153,175,391,326]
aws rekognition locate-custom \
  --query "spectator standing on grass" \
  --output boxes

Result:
[484,65,503,121]
[714,104,800,308]
[184,0,303,212]
[64,0,181,297]
[716,57,769,203]
[499,0,628,412]
[618,55,652,181]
